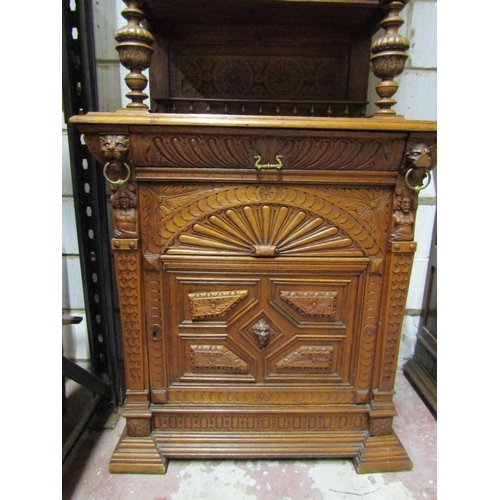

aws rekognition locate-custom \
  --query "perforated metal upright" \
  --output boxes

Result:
[62,0,124,407]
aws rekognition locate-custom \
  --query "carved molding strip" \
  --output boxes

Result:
[276,346,334,371]
[380,252,413,389]
[190,345,248,373]
[155,412,367,432]
[132,133,406,171]
[188,290,248,319]
[168,388,354,404]
[355,274,383,391]
[144,256,167,391]
[280,291,337,317]
[114,251,143,389]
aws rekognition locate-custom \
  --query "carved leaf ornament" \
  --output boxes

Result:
[188,290,248,319]
[167,204,357,257]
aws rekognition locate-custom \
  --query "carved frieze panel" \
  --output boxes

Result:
[171,55,346,101]
[276,346,334,371]
[188,290,248,319]
[189,345,248,373]
[132,132,406,171]
[280,291,337,317]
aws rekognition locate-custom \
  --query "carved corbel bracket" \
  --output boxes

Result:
[402,143,437,194]
[97,134,138,239]
[390,143,436,241]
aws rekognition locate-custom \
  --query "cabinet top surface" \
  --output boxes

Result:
[141,0,384,32]
[70,112,437,133]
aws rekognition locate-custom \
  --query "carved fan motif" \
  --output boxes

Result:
[167,204,358,257]
[188,290,248,319]
[280,291,337,317]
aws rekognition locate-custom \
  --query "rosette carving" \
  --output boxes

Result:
[213,58,253,98]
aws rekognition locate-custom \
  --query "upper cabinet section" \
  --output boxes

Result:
[116,1,411,118]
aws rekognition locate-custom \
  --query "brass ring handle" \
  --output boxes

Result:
[103,162,131,185]
[404,167,431,194]
[254,155,283,170]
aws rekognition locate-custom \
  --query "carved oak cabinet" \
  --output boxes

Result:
[70,0,437,474]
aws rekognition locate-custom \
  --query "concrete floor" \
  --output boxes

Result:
[62,369,436,500]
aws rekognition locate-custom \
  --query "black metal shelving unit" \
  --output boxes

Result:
[62,0,124,423]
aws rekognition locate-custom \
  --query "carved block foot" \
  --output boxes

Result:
[109,429,167,474]
[353,433,412,473]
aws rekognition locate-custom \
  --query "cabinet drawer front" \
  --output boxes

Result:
[132,129,407,171]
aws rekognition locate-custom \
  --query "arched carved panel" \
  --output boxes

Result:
[141,184,390,258]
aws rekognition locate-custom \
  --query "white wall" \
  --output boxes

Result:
[62,0,437,364]
[369,0,438,364]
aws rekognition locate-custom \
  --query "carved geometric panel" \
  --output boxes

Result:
[190,345,248,373]
[188,290,248,319]
[280,291,337,317]
[276,346,334,371]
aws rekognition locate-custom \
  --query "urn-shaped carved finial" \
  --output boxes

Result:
[115,0,154,110]
[371,0,410,116]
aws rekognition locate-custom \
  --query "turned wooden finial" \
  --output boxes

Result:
[371,0,410,116]
[115,0,154,110]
